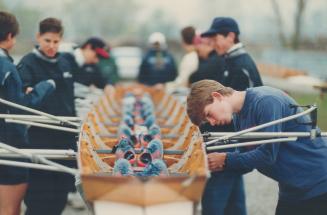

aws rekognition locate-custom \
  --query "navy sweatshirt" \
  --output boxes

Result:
[226,86,327,202]
[138,49,177,86]
[17,48,77,154]
[0,48,55,147]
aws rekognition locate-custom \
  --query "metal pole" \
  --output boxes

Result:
[0,149,76,160]
[205,132,327,139]
[5,119,80,133]
[96,149,185,155]
[205,106,316,146]
[0,98,79,127]
[206,137,297,151]
[0,142,77,175]
[0,159,73,173]
[0,114,81,121]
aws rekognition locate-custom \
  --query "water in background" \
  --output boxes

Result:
[251,48,327,80]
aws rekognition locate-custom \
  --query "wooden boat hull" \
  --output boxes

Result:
[78,85,208,206]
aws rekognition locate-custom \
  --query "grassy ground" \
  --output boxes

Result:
[289,93,327,130]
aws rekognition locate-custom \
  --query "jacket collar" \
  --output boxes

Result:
[32,47,58,63]
[0,48,13,62]
[225,43,246,59]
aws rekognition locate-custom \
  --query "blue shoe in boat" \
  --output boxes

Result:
[113,159,133,176]
[141,159,168,176]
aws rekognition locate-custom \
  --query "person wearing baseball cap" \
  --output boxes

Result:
[81,37,110,59]
[61,37,109,88]
[199,17,264,215]
[201,17,263,90]
[137,32,177,86]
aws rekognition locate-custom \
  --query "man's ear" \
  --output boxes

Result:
[6,33,13,41]
[211,91,222,100]
[227,32,235,42]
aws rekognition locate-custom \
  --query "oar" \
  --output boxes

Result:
[204,132,327,139]
[5,119,79,133]
[0,142,77,175]
[205,105,317,147]
[206,137,297,151]
[0,149,76,160]
[0,98,79,127]
[0,114,81,125]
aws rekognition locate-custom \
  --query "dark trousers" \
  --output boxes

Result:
[24,170,75,215]
[276,192,327,215]
[201,172,247,215]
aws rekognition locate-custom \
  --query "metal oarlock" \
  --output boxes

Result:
[0,98,80,127]
[205,105,317,147]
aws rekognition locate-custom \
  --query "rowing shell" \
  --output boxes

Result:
[77,85,208,206]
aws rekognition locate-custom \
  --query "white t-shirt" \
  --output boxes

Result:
[166,51,198,91]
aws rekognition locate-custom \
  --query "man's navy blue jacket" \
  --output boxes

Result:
[17,48,76,153]
[17,48,75,117]
[0,48,54,148]
[138,49,177,86]
[227,86,327,202]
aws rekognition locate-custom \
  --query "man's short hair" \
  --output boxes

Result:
[39,18,63,36]
[181,26,195,45]
[187,80,234,126]
[0,11,19,42]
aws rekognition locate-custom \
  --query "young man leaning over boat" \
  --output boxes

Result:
[196,17,264,215]
[187,79,327,215]
[0,11,55,215]
[17,17,76,215]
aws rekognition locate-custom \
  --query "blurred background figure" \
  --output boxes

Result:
[166,26,198,92]
[61,37,109,89]
[137,32,177,86]
[96,44,120,85]
[189,34,226,84]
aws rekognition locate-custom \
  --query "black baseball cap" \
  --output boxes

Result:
[82,37,109,58]
[201,17,240,37]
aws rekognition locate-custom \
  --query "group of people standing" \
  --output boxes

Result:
[1,8,326,215]
[137,16,327,215]
[0,11,118,215]
[137,17,263,215]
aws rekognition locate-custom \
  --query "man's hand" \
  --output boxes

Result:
[207,152,227,172]
[25,87,33,94]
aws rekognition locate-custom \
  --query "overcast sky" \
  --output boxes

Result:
[4,0,327,40]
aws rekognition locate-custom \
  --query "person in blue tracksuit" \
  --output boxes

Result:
[17,17,75,215]
[195,16,265,215]
[0,11,55,215]
[138,32,177,86]
[187,80,327,215]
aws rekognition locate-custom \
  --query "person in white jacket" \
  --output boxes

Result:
[166,26,199,92]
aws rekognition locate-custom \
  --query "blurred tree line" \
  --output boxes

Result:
[0,0,180,52]
[1,0,326,52]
